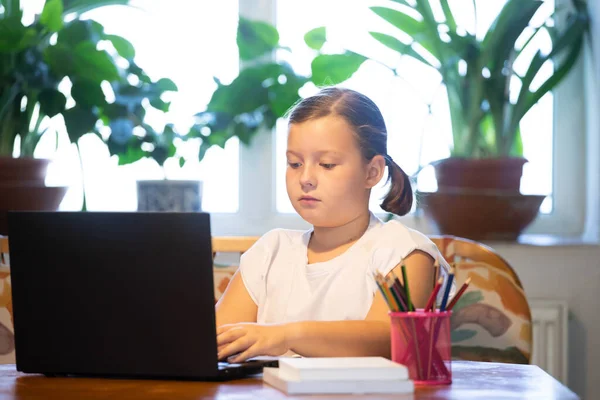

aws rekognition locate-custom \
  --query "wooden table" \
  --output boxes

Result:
[0,361,578,399]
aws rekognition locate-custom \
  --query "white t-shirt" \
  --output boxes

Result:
[240,213,456,324]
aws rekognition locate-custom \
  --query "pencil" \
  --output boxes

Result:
[386,276,407,312]
[390,270,409,308]
[424,277,444,312]
[433,259,439,290]
[398,265,413,311]
[373,273,393,310]
[446,277,471,311]
[374,273,399,311]
[439,267,455,311]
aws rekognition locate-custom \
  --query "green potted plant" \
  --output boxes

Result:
[105,16,310,212]
[0,0,177,230]
[303,0,589,239]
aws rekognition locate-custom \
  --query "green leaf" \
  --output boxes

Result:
[369,6,440,61]
[509,9,588,150]
[71,81,106,107]
[451,329,477,343]
[62,0,131,15]
[178,157,185,168]
[38,89,67,117]
[510,127,523,157]
[198,141,211,162]
[369,32,433,68]
[154,78,178,92]
[151,142,176,166]
[45,41,119,83]
[370,6,425,37]
[116,141,146,165]
[524,18,587,112]
[0,17,38,52]
[304,26,326,51]
[105,34,135,59]
[268,75,307,118]
[233,121,253,145]
[58,19,104,47]
[40,0,64,32]
[310,52,366,85]
[205,64,285,113]
[1,0,22,18]
[150,98,170,112]
[439,0,457,33]
[481,0,543,72]
[63,106,98,142]
[237,17,279,61]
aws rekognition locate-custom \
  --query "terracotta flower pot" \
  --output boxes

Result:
[432,157,528,193]
[422,157,543,241]
[0,157,50,184]
[0,157,67,235]
[417,189,546,241]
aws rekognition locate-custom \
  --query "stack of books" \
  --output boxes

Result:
[262,357,414,395]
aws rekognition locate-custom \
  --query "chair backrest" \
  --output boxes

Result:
[429,235,523,288]
[0,237,7,255]
[211,236,257,256]
[211,236,258,303]
[429,235,532,365]
[0,236,15,363]
[0,237,8,268]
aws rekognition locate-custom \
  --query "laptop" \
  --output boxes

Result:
[7,211,278,381]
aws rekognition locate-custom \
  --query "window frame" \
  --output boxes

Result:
[208,0,587,237]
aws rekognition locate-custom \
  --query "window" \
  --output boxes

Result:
[27,0,586,236]
[269,0,587,236]
[32,0,241,212]
[275,0,554,215]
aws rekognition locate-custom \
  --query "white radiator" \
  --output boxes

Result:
[529,299,569,385]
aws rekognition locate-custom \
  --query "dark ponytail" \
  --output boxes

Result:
[381,156,413,216]
[288,86,413,217]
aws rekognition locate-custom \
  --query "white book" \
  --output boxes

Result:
[277,356,409,381]
[263,367,414,395]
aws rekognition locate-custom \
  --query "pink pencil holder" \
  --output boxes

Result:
[389,310,452,385]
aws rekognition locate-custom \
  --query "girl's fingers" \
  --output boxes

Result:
[229,344,259,363]
[218,335,254,360]
[216,327,245,346]
[216,324,236,336]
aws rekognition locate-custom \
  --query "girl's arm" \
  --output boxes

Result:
[282,250,435,357]
[215,270,257,327]
[217,251,434,362]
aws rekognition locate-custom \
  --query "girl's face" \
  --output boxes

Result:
[286,115,383,227]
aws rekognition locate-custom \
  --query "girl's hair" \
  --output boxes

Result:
[287,87,413,216]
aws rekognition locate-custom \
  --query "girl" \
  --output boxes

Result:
[216,87,454,363]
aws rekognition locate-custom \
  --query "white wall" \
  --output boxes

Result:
[486,2,600,398]
[489,243,600,399]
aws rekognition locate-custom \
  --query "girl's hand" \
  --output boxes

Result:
[217,323,289,363]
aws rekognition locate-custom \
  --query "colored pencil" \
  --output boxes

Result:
[424,277,444,312]
[433,259,439,289]
[373,273,396,311]
[390,271,409,308]
[386,276,407,312]
[446,277,472,311]
[400,265,414,311]
[439,267,455,311]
